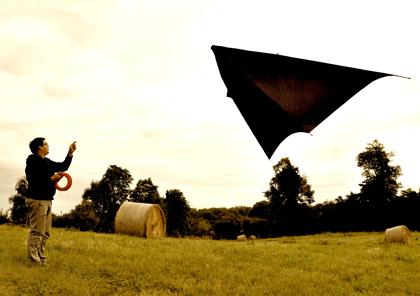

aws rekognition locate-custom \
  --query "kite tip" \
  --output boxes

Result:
[394,74,411,80]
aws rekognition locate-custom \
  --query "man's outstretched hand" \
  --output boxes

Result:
[68,141,77,157]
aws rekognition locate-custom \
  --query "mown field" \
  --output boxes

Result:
[0,224,419,295]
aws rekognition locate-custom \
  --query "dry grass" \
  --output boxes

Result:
[1,224,420,295]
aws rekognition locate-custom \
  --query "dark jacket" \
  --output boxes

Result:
[25,154,73,200]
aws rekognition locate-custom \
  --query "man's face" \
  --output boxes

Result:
[39,140,49,156]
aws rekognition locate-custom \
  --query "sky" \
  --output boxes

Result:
[1,0,419,215]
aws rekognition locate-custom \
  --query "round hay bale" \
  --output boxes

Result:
[115,202,166,238]
[385,225,412,243]
[237,234,247,241]
[248,235,257,240]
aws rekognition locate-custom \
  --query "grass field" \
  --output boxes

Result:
[0,224,419,295]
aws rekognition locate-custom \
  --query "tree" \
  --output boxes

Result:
[130,177,163,205]
[82,165,133,233]
[264,157,314,210]
[187,209,215,237]
[248,201,271,238]
[67,200,99,231]
[356,140,402,205]
[164,189,190,237]
[193,218,214,237]
[264,157,314,235]
[249,200,271,219]
[0,208,9,224]
[52,212,71,229]
[213,212,241,239]
[8,176,28,225]
[396,188,420,231]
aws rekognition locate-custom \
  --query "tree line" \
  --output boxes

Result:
[3,140,420,239]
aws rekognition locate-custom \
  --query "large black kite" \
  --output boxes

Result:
[211,45,409,159]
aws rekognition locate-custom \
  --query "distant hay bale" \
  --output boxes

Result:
[237,234,247,241]
[115,202,166,238]
[248,235,257,240]
[385,225,412,243]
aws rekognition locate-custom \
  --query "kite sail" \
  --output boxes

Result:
[211,45,409,159]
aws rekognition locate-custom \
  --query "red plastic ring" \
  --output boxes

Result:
[54,172,72,191]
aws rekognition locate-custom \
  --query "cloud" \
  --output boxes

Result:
[43,84,74,98]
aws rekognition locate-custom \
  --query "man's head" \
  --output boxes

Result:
[29,137,49,157]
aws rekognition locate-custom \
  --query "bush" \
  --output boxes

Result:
[0,208,10,224]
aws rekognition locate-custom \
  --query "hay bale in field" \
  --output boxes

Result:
[385,225,412,243]
[115,202,166,238]
[237,234,247,241]
[248,235,257,240]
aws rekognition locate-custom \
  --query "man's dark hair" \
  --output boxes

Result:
[29,138,45,154]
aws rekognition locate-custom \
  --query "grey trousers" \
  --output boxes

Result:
[26,198,52,263]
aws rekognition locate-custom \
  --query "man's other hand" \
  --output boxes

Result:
[51,173,63,182]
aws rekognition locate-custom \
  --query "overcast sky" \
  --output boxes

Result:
[1,0,419,215]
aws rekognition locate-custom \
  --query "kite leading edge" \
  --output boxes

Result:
[211,45,410,159]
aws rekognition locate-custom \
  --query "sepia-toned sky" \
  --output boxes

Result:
[1,0,419,215]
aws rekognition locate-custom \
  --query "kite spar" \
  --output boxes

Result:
[211,45,409,159]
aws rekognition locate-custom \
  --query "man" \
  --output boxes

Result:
[25,138,77,266]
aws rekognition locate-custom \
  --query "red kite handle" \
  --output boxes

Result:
[54,172,72,191]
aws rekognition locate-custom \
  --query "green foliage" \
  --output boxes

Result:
[130,177,163,205]
[52,212,71,228]
[356,140,402,205]
[82,165,133,233]
[265,157,315,208]
[232,205,251,216]
[2,224,420,295]
[66,200,99,231]
[264,157,314,235]
[187,209,215,237]
[0,208,9,224]
[189,206,264,239]
[307,185,420,233]
[242,216,270,238]
[46,140,420,238]
[212,211,242,239]
[193,218,214,236]
[164,189,190,237]
[387,188,420,231]
[249,200,270,219]
[8,176,28,225]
